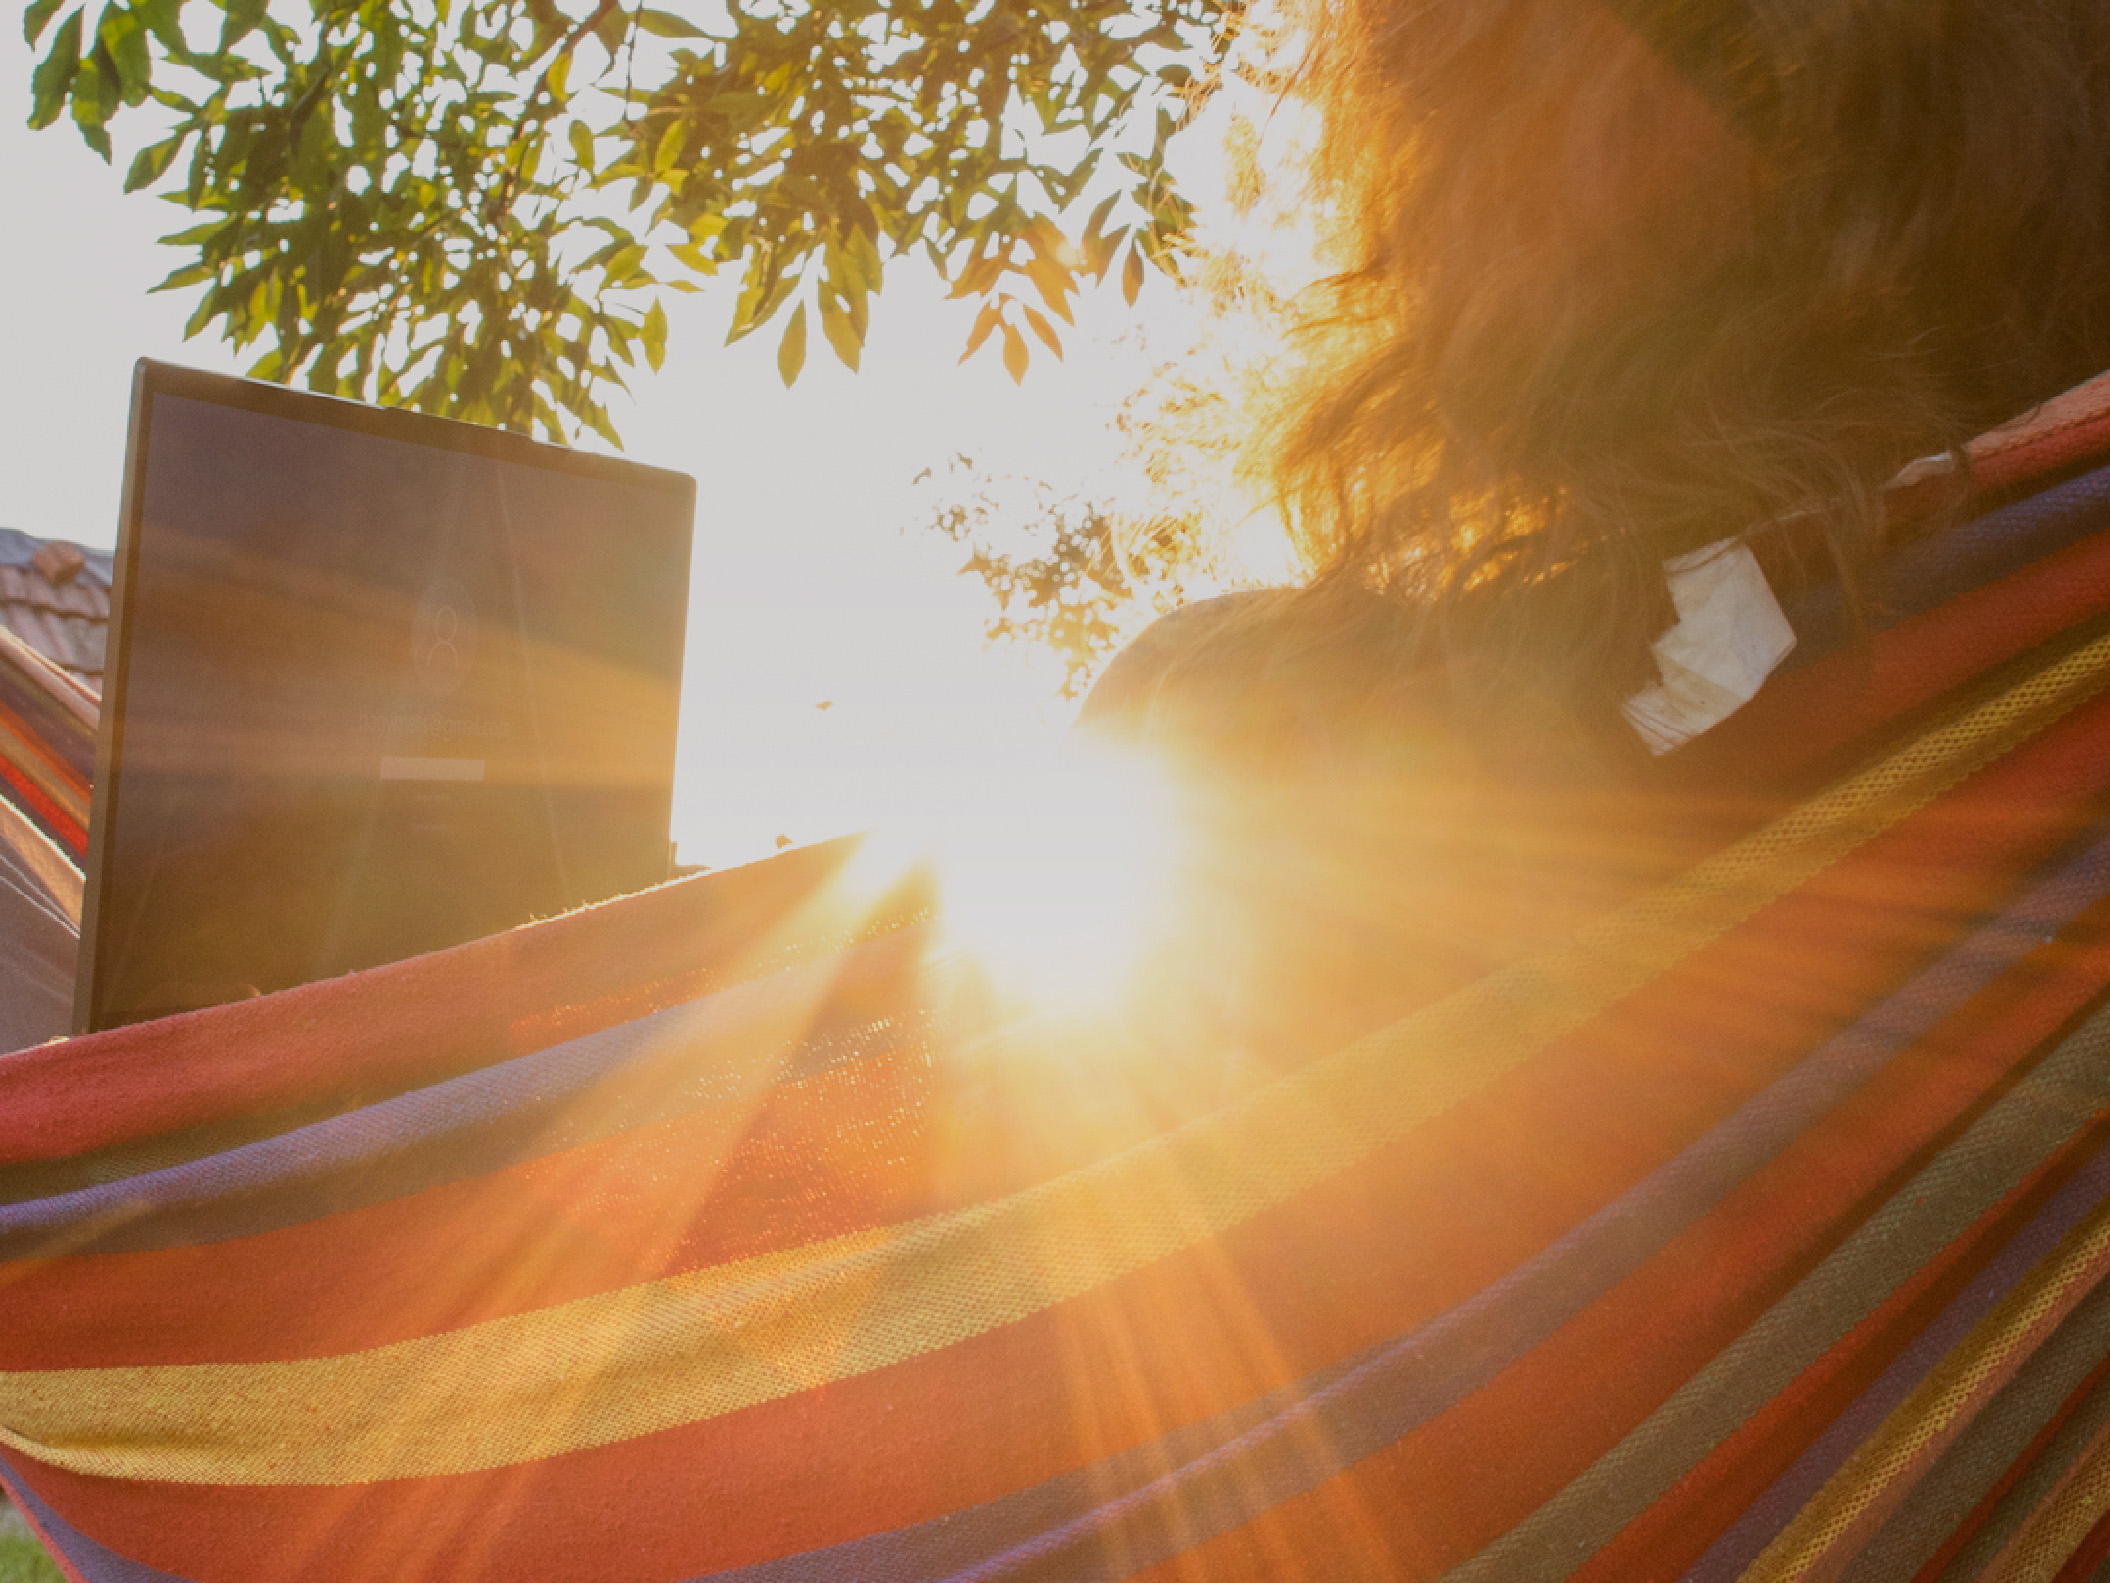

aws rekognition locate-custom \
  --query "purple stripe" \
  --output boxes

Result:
[1782,463,2110,666]
[0,936,922,1259]
[0,1456,195,1583]
[1680,1141,2110,1581]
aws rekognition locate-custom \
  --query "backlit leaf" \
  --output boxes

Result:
[819,294,860,370]
[1021,304,1062,359]
[642,298,667,371]
[124,130,181,190]
[776,299,807,385]
[636,8,707,38]
[27,10,79,129]
[1081,191,1121,276]
[1024,255,1073,323]
[958,299,1002,362]
[23,0,66,47]
[18,0,1224,438]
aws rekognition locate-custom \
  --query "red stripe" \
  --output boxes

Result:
[0,750,84,857]
[1973,407,2110,499]
[10,680,2094,1370]
[0,691,90,802]
[17,705,2110,1580]
[0,1462,88,1583]
[1127,930,2110,1583]
[1676,526,2110,794]
[0,837,926,1167]
[0,1047,947,1369]
[18,913,2096,1583]
[1582,1124,2110,1583]
[0,842,1958,1578]
[1884,378,2110,526]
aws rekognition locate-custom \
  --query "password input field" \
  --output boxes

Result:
[379,756,486,783]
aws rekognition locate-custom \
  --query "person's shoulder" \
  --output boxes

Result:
[1078,586,1437,765]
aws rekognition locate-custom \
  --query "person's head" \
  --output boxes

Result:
[1268,0,2110,712]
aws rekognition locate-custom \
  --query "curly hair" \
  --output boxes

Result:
[1266,0,2110,724]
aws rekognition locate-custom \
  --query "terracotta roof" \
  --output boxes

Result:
[0,529,112,696]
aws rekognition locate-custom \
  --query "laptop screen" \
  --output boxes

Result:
[77,363,695,1033]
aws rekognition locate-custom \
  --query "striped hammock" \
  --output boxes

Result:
[9,380,2110,1582]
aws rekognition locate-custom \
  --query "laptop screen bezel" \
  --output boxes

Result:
[74,359,697,1034]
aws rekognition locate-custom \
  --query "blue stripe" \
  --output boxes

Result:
[694,821,2110,1583]
[0,1455,197,1583]
[0,936,928,1260]
[1783,463,2110,666]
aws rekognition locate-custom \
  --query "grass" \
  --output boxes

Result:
[0,1507,63,1583]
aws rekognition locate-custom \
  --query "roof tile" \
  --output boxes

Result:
[0,531,112,692]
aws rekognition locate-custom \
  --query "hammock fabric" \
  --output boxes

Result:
[10,384,2110,1581]
[0,620,94,867]
[0,621,94,1051]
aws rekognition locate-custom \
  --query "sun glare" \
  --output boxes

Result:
[858,736,1185,1013]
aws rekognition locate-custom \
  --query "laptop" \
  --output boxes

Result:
[75,361,696,1034]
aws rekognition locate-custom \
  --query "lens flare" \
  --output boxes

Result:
[855,736,1184,1011]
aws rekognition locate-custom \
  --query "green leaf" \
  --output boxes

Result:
[602,243,647,285]
[636,8,707,38]
[726,259,799,344]
[124,131,181,190]
[653,117,684,173]
[27,9,80,129]
[776,299,807,386]
[99,5,151,104]
[819,294,860,371]
[23,0,65,47]
[641,297,667,372]
[668,240,717,273]
[19,0,1224,453]
[135,0,181,54]
[219,0,265,50]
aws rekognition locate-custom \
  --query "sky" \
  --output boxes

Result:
[0,21,1212,871]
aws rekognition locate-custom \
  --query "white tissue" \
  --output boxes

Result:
[1623,539,1796,755]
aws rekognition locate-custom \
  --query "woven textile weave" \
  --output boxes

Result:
[10,382,2110,1579]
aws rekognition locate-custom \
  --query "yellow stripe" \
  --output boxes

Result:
[1737,1198,2110,1583]
[1982,1417,2110,1583]
[7,626,2110,1488]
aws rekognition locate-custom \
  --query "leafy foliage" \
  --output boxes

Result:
[21,0,1240,441]
[913,226,1313,687]
[917,454,1198,698]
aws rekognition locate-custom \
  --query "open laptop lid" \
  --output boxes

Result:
[76,361,696,1034]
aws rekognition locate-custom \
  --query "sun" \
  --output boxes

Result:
[855,734,1186,1013]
